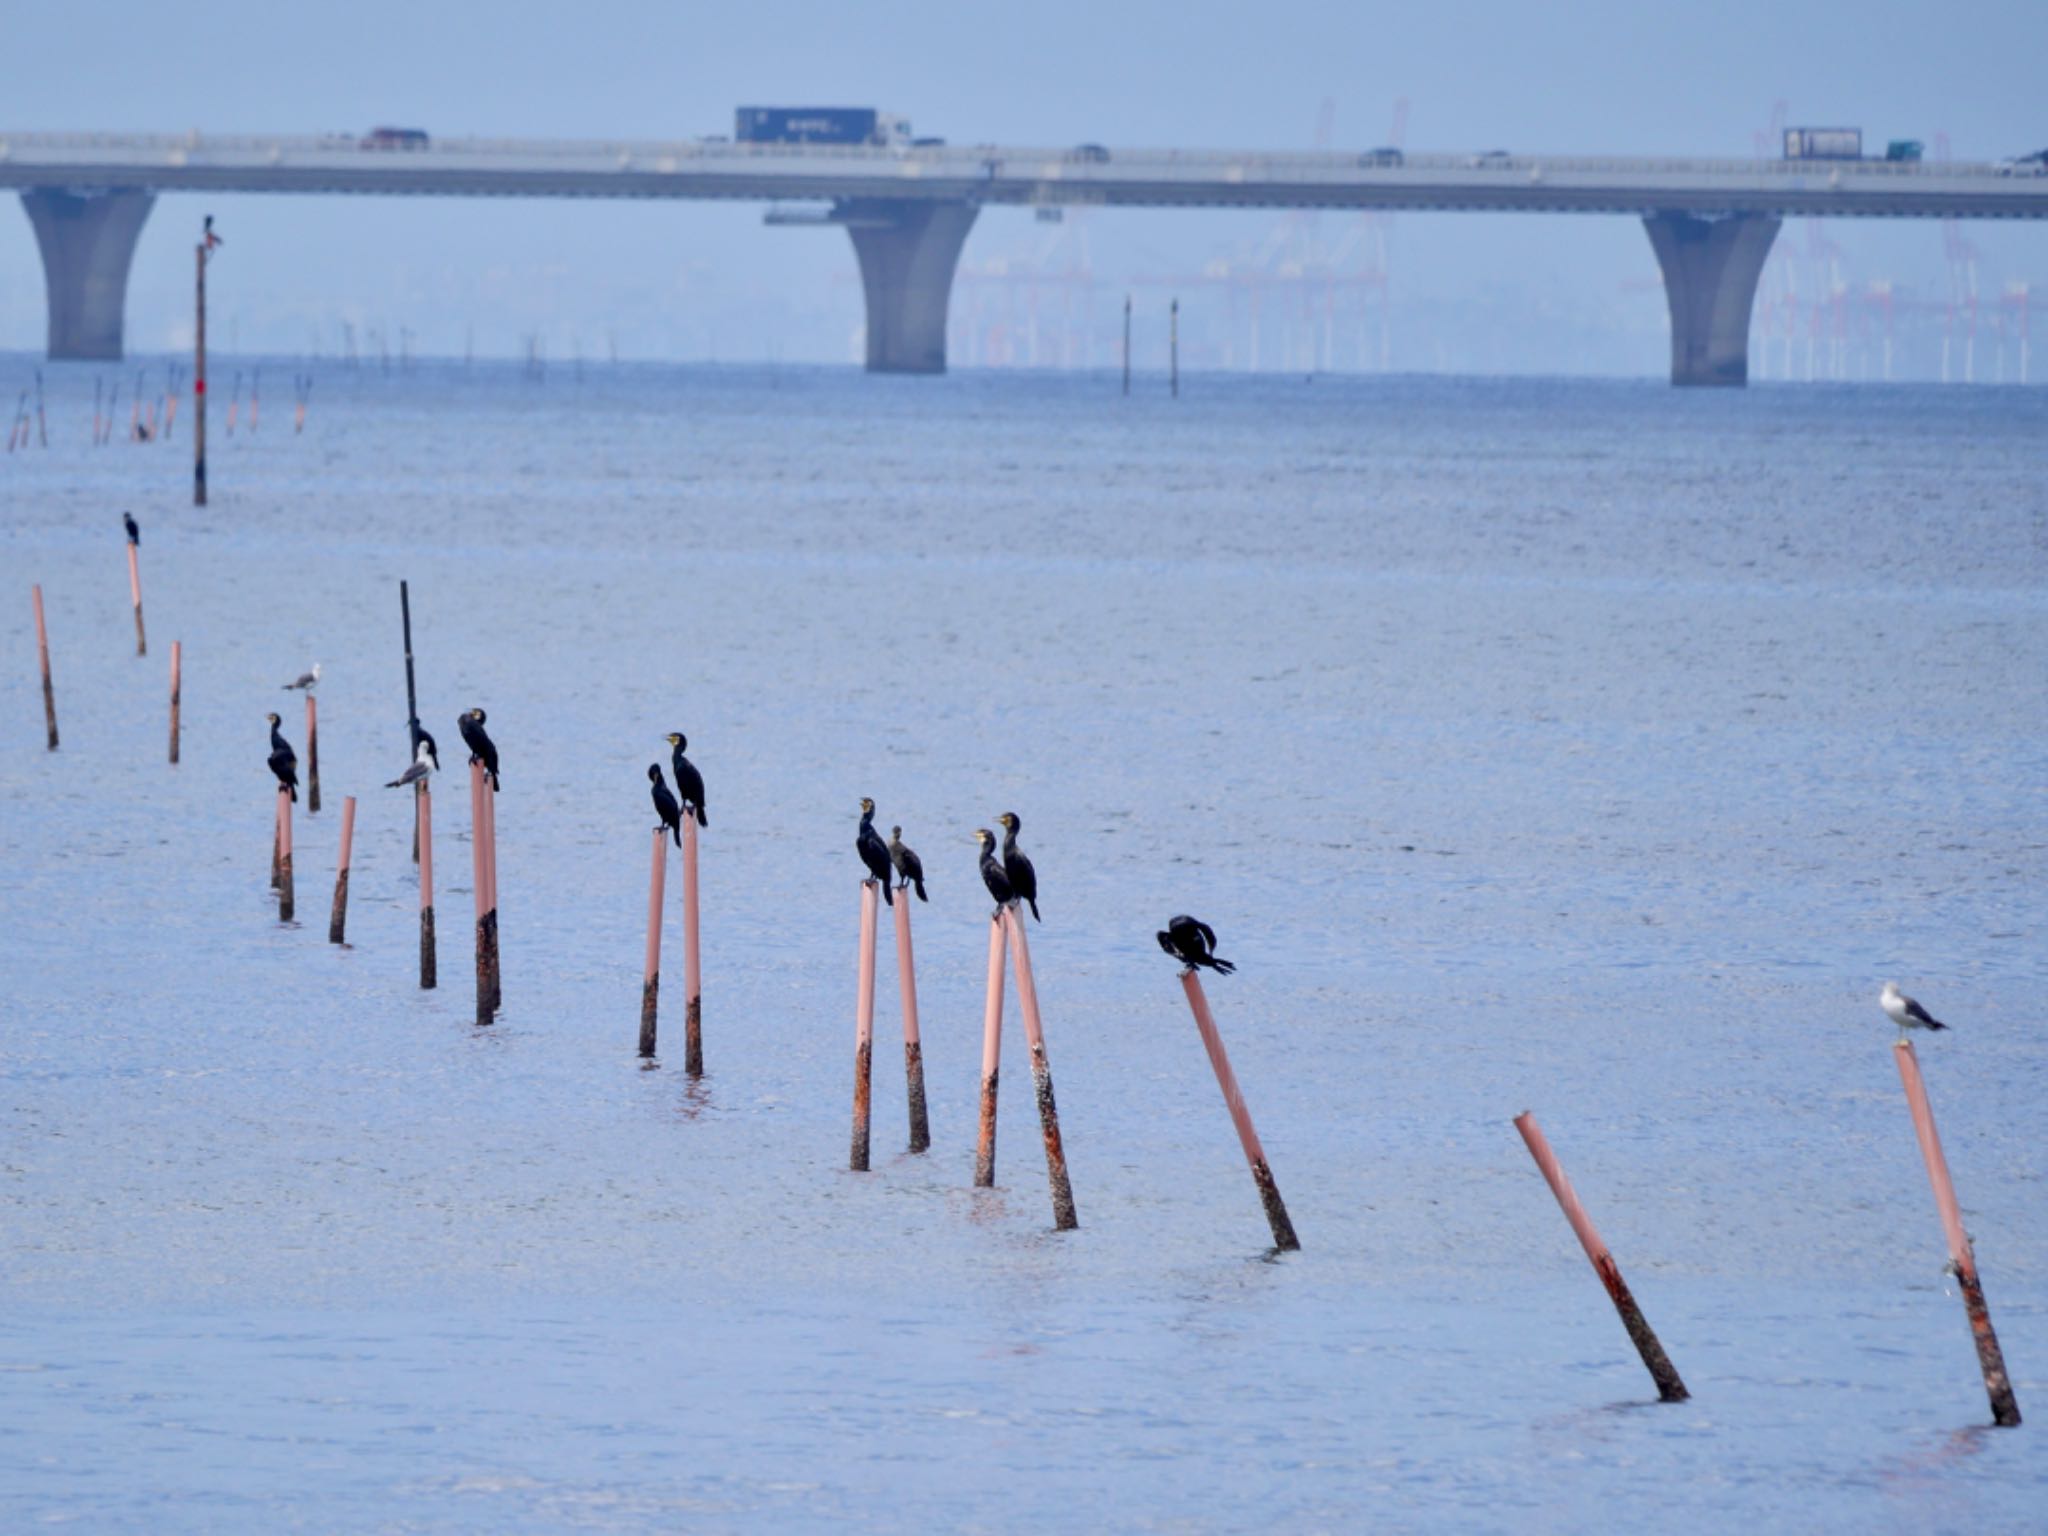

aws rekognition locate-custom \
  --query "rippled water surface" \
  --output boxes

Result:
[3,362,2045,1531]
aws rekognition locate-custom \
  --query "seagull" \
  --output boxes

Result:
[282,662,321,691]
[1881,981,1949,1040]
[385,736,438,789]
[1157,915,1235,974]
[122,512,140,546]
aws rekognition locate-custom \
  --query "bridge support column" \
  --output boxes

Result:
[1643,211,1779,387]
[21,188,156,361]
[840,199,977,374]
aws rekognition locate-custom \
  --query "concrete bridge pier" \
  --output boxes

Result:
[839,198,978,373]
[21,188,156,361]
[1642,211,1780,387]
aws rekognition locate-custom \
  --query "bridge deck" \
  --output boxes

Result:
[4,133,2046,218]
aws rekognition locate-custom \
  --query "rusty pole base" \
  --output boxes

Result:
[1957,1266,2023,1427]
[1031,1047,1078,1231]
[328,868,349,944]
[905,1041,931,1154]
[419,906,436,989]
[483,909,501,1015]
[850,1039,873,1172]
[278,853,294,924]
[974,1069,999,1187]
[684,994,702,1077]
[1250,1156,1301,1252]
[638,974,658,1058]
[1595,1254,1689,1402]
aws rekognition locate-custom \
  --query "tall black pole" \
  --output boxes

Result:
[1122,294,1131,396]
[193,238,207,505]
[402,580,422,863]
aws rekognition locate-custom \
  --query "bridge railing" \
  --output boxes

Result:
[0,130,2022,182]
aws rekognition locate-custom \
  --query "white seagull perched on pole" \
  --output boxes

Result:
[282,662,321,691]
[1881,981,1950,1040]
[384,735,439,789]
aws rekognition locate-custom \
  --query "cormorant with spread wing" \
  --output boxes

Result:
[1157,914,1235,974]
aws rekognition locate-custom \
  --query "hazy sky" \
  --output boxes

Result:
[4,0,2043,374]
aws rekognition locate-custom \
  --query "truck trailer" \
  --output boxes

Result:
[735,107,910,147]
[1782,127,1863,161]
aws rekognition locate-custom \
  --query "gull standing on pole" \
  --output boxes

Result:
[282,662,321,691]
[1881,981,1950,1040]
[386,735,439,789]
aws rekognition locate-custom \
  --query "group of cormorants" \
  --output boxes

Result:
[647,733,707,847]
[263,690,501,801]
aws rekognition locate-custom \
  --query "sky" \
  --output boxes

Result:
[3,0,2043,376]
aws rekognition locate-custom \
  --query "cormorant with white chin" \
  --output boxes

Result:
[459,708,500,790]
[888,827,927,901]
[649,765,683,847]
[664,732,707,827]
[974,828,1014,920]
[857,798,894,903]
[1157,915,1235,974]
[266,712,299,801]
[996,811,1039,922]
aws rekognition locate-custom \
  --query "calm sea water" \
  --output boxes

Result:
[2,359,2044,1532]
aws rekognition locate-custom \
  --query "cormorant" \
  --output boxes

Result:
[266,712,299,801]
[123,512,139,546]
[889,827,927,901]
[1881,981,1949,1039]
[649,765,683,847]
[460,708,500,791]
[996,811,1040,922]
[664,732,707,827]
[974,828,1014,919]
[385,738,436,789]
[281,663,321,691]
[856,798,894,904]
[1157,914,1235,975]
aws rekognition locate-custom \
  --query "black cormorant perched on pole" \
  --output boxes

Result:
[664,732,707,827]
[266,712,299,801]
[1157,915,1235,974]
[974,828,1014,920]
[459,708,500,790]
[123,512,139,545]
[385,737,436,789]
[649,765,683,847]
[857,798,894,903]
[995,811,1039,922]
[888,827,927,901]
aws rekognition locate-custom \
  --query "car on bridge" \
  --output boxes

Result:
[1997,149,2048,176]
[1359,146,1404,167]
[1066,143,1111,164]
[1467,149,1513,168]
[362,126,430,151]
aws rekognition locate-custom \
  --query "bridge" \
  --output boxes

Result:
[6,130,2046,384]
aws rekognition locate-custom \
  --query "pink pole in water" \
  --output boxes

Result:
[1894,1041,2022,1427]
[32,584,57,750]
[638,826,664,1057]
[127,542,145,656]
[275,785,295,924]
[894,889,930,1154]
[681,813,701,1076]
[167,641,181,764]
[1180,971,1299,1250]
[1003,906,1078,1231]
[1513,1111,1687,1403]
[850,879,879,1172]
[305,694,320,813]
[469,761,491,1025]
[416,780,436,989]
[328,794,356,944]
[973,912,1006,1188]
[481,765,500,1014]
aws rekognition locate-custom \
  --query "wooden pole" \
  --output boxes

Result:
[276,786,294,924]
[974,912,1006,1188]
[305,694,320,813]
[193,239,207,507]
[481,766,500,1015]
[32,584,57,750]
[470,761,491,1025]
[638,826,665,1056]
[893,890,930,1154]
[1122,294,1132,396]
[416,780,436,988]
[1512,1111,1688,1403]
[127,543,146,656]
[681,813,701,1075]
[850,879,878,1172]
[1894,1041,2022,1427]
[1003,906,1078,1230]
[167,641,181,764]
[1180,971,1299,1250]
[1170,297,1180,399]
[329,795,356,944]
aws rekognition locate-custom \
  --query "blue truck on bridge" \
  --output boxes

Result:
[735,107,910,147]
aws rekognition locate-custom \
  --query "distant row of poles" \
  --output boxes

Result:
[4,367,316,453]
[1120,295,1182,399]
[18,526,2023,1430]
